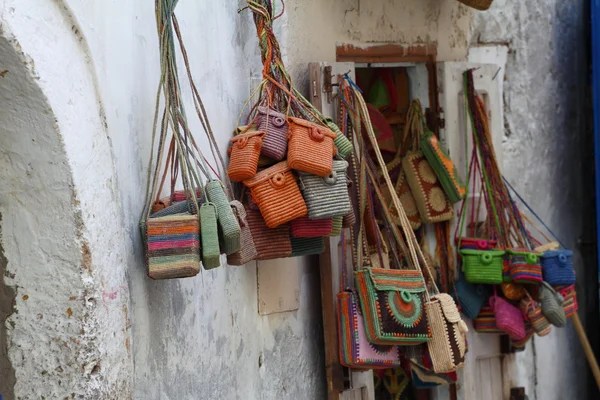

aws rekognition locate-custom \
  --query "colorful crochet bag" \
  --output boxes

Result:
[501,282,526,301]
[454,272,489,319]
[490,294,526,340]
[227,130,265,182]
[287,117,337,177]
[290,216,333,238]
[205,180,241,255]
[519,296,551,337]
[355,268,431,345]
[539,281,566,327]
[297,160,352,219]
[256,106,288,161]
[558,285,578,318]
[426,293,468,373]
[459,249,505,284]
[457,238,497,251]
[473,306,502,333]
[506,248,543,283]
[420,131,466,204]
[245,207,292,260]
[541,250,576,286]
[227,201,258,266]
[289,236,325,257]
[243,161,307,228]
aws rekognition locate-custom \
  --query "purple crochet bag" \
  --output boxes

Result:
[257,106,288,161]
[490,293,526,341]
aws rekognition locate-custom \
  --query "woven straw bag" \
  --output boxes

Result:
[337,290,402,369]
[290,216,333,238]
[427,293,468,373]
[403,151,454,224]
[355,268,431,345]
[324,118,354,158]
[539,281,566,327]
[454,272,489,319]
[501,282,526,301]
[490,294,526,340]
[290,236,325,257]
[145,214,201,280]
[298,160,352,219]
[382,169,421,230]
[558,285,578,318]
[541,250,576,286]
[329,216,343,236]
[507,248,543,283]
[473,306,503,333]
[227,201,258,266]
[459,249,505,284]
[519,297,551,337]
[205,180,241,255]
[245,207,292,260]
[200,203,221,269]
[420,131,466,204]
[456,0,493,11]
[243,161,307,228]
[287,117,337,177]
[228,131,265,182]
[257,106,288,161]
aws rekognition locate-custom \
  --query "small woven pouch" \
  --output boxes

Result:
[457,237,497,251]
[454,272,488,319]
[256,106,288,161]
[426,293,468,373]
[490,294,526,340]
[205,180,241,255]
[459,249,505,284]
[500,282,526,301]
[200,202,221,269]
[519,296,551,337]
[473,306,503,333]
[287,117,337,177]
[227,130,265,182]
[290,216,333,238]
[420,131,466,204]
[289,236,325,257]
[298,160,352,219]
[243,161,308,228]
[329,216,343,237]
[507,248,543,283]
[539,281,567,327]
[540,250,576,286]
[245,207,292,260]
[324,118,354,158]
[558,285,578,318]
[226,201,258,266]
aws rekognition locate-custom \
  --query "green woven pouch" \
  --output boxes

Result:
[460,249,505,284]
[325,118,353,158]
[420,131,466,204]
[205,180,241,255]
[329,216,343,237]
[200,203,221,270]
[289,236,325,257]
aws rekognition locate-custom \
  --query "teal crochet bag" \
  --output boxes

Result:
[460,249,505,284]
[205,180,241,255]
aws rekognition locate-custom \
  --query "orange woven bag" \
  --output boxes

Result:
[287,117,336,177]
[228,131,265,182]
[243,161,307,228]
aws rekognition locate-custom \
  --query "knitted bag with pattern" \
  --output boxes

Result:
[298,160,352,219]
[227,201,258,266]
[245,208,292,260]
[402,151,454,224]
[519,298,551,336]
[228,131,265,182]
[539,281,566,327]
[256,106,288,161]
[541,250,576,286]
[355,268,431,345]
[287,117,337,177]
[459,249,505,284]
[457,237,497,250]
[473,306,503,333]
[490,294,526,341]
[337,290,402,369]
[507,248,543,283]
[243,161,307,228]
[426,293,468,373]
[290,216,333,238]
[558,285,578,318]
[205,180,241,255]
[420,131,466,204]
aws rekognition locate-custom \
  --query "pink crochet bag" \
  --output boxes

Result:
[490,293,526,341]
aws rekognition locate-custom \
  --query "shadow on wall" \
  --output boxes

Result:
[0,217,16,400]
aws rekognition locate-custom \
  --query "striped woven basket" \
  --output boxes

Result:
[245,208,292,260]
[205,180,241,255]
[243,161,308,228]
[227,201,258,266]
[298,160,352,220]
[287,117,337,177]
[289,236,325,257]
[257,106,288,161]
[507,249,543,283]
[558,285,578,318]
[228,131,265,182]
[290,216,333,238]
[473,306,502,333]
[519,298,551,337]
[200,203,221,270]
[145,214,201,280]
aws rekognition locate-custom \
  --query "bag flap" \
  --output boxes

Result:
[230,130,265,144]
[243,161,290,188]
[366,268,426,293]
[288,117,337,139]
[257,106,286,127]
[432,293,462,324]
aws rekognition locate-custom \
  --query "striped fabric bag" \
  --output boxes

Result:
[507,248,543,283]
